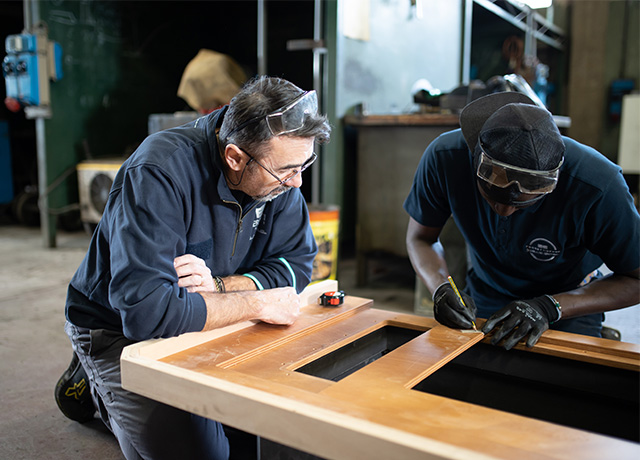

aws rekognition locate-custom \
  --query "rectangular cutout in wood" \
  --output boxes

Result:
[296,325,422,381]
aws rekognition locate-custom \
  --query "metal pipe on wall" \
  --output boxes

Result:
[23,0,33,30]
[525,8,536,59]
[461,0,473,85]
[311,0,323,205]
[24,0,55,247]
[257,0,326,204]
[257,0,266,75]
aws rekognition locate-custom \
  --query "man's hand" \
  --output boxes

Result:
[482,296,559,350]
[433,283,477,329]
[255,287,300,326]
[174,254,215,293]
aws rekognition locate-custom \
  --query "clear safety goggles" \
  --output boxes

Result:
[476,144,563,195]
[228,90,318,138]
[265,90,318,135]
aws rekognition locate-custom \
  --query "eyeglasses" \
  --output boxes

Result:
[227,91,318,139]
[477,143,563,195]
[238,146,317,185]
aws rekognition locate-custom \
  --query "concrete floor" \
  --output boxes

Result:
[0,225,123,460]
[0,224,638,460]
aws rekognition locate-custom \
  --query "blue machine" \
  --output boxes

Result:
[3,32,63,109]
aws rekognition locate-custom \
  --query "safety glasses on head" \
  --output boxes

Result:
[227,91,318,139]
[476,143,563,195]
[265,90,318,136]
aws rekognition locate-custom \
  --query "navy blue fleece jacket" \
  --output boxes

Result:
[66,107,318,341]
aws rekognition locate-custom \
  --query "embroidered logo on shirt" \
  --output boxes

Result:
[525,238,560,262]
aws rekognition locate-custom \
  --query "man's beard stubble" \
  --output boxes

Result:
[252,185,292,203]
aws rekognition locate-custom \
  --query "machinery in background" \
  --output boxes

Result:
[3,23,63,118]
[76,160,122,235]
[77,112,200,234]
[421,73,550,115]
[148,112,200,135]
[414,73,570,130]
[2,21,64,245]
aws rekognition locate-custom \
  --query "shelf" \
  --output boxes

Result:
[474,0,566,51]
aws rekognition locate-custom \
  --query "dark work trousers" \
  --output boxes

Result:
[65,321,230,460]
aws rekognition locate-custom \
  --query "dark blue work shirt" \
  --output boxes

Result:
[404,129,640,316]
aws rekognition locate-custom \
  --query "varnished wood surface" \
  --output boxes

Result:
[121,282,640,460]
[465,317,640,372]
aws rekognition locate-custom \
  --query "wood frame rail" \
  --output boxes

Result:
[121,281,640,459]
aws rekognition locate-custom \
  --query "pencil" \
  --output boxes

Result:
[447,275,477,331]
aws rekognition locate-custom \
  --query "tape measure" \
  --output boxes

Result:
[318,290,345,307]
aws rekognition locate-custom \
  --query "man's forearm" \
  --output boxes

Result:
[406,219,450,295]
[407,238,450,295]
[220,275,258,292]
[198,286,301,331]
[554,272,640,318]
[198,291,262,331]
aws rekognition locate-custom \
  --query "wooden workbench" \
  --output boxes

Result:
[121,281,640,459]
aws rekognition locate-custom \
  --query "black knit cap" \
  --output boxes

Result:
[460,92,565,170]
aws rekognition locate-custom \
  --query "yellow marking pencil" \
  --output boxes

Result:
[448,275,477,331]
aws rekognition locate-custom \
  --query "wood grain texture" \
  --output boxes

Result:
[121,287,640,460]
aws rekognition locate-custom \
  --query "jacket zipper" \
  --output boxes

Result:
[223,199,258,257]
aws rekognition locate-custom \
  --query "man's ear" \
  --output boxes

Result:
[224,144,247,172]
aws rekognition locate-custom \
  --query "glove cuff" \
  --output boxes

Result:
[432,281,450,302]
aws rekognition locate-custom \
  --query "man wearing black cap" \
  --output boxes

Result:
[404,92,640,350]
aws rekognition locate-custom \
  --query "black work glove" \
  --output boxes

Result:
[433,283,477,329]
[482,296,559,350]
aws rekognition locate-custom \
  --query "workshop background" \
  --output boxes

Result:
[1,1,639,459]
